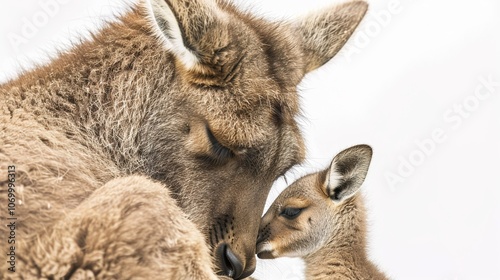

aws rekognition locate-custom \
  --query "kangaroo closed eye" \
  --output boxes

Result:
[206,126,234,161]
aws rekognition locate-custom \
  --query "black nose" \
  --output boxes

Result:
[216,244,244,279]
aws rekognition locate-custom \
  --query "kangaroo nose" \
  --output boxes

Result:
[216,244,244,279]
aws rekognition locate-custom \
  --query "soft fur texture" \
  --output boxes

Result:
[0,0,367,279]
[16,176,220,279]
[257,145,387,279]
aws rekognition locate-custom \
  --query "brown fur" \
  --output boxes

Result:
[257,145,387,280]
[0,0,367,278]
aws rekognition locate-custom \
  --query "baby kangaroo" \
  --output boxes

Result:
[256,145,387,280]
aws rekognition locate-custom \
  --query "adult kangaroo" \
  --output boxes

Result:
[0,0,367,279]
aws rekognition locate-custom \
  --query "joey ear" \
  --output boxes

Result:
[293,1,368,73]
[147,0,241,86]
[323,144,372,202]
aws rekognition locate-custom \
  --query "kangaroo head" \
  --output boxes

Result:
[257,145,372,259]
[131,0,368,277]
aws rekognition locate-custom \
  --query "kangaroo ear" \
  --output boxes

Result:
[323,145,372,202]
[293,1,368,73]
[147,0,240,86]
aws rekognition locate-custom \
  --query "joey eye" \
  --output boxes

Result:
[206,126,234,161]
[280,207,303,220]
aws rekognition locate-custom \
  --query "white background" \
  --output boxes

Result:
[1,1,499,279]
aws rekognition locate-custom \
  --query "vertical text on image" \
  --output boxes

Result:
[6,165,17,273]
